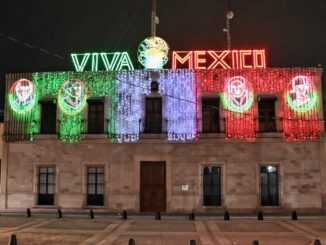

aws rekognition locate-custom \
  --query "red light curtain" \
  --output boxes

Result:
[196,68,321,141]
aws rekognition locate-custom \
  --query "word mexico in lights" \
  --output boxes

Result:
[71,52,134,72]
[172,50,266,69]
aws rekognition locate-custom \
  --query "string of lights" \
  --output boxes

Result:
[0,32,65,60]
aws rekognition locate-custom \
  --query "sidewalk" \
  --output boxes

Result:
[0,214,325,244]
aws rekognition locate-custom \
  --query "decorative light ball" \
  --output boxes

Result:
[9,78,36,114]
[137,36,169,69]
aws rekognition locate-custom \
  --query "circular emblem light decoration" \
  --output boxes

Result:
[286,75,317,112]
[58,78,88,115]
[137,36,169,69]
[222,76,254,113]
[9,79,36,114]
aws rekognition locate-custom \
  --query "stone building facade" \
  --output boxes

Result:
[0,68,325,214]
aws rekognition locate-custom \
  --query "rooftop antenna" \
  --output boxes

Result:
[151,0,159,37]
[223,0,234,50]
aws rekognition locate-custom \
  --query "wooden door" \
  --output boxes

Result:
[140,161,166,212]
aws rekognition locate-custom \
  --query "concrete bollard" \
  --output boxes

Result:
[257,211,264,221]
[57,209,62,219]
[292,211,298,220]
[26,208,31,218]
[314,239,321,245]
[89,209,94,219]
[128,238,135,245]
[8,234,17,245]
[122,210,128,220]
[190,239,196,245]
[189,212,195,221]
[252,240,259,245]
[155,212,161,220]
[224,211,230,220]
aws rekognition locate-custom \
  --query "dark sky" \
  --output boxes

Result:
[1,0,326,108]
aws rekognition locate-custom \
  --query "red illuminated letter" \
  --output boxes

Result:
[231,50,240,69]
[239,50,253,69]
[172,51,193,69]
[253,50,266,68]
[194,51,206,69]
[207,50,231,69]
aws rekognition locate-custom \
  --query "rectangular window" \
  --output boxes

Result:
[258,98,276,132]
[87,167,104,206]
[40,101,57,134]
[145,97,162,133]
[38,167,55,205]
[202,98,220,133]
[87,100,104,134]
[260,165,279,206]
[203,166,221,206]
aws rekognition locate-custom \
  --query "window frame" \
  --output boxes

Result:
[37,166,55,206]
[87,99,105,134]
[258,97,277,133]
[201,97,220,133]
[201,164,222,207]
[39,100,57,135]
[144,97,163,133]
[86,166,105,206]
[259,164,280,206]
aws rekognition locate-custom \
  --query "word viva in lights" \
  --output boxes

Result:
[172,50,266,69]
[71,52,134,72]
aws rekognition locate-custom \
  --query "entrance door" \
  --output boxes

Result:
[140,161,166,212]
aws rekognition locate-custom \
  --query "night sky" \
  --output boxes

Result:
[1,0,326,109]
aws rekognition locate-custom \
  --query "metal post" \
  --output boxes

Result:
[190,240,196,245]
[128,238,136,245]
[257,211,264,220]
[8,234,17,245]
[224,211,230,220]
[89,209,94,219]
[151,0,157,37]
[26,208,31,218]
[57,209,62,219]
[122,210,128,220]
[155,211,161,220]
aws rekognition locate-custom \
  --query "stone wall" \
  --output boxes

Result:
[0,137,325,213]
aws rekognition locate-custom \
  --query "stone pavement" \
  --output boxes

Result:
[0,214,325,245]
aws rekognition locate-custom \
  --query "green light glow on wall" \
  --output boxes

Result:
[31,71,117,142]
[71,52,134,72]
[222,92,254,113]
[286,91,318,112]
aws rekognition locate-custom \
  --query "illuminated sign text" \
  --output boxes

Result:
[71,52,134,72]
[172,50,266,69]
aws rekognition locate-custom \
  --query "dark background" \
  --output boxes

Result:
[0,0,325,109]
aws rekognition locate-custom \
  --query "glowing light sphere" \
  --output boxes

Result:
[286,76,317,112]
[137,36,169,69]
[222,76,254,113]
[9,79,36,114]
[58,78,88,115]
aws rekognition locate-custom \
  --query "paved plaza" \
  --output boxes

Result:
[0,214,325,244]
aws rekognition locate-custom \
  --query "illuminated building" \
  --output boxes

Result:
[0,49,325,214]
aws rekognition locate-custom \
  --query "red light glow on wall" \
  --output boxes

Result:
[173,50,266,70]
[196,68,321,141]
